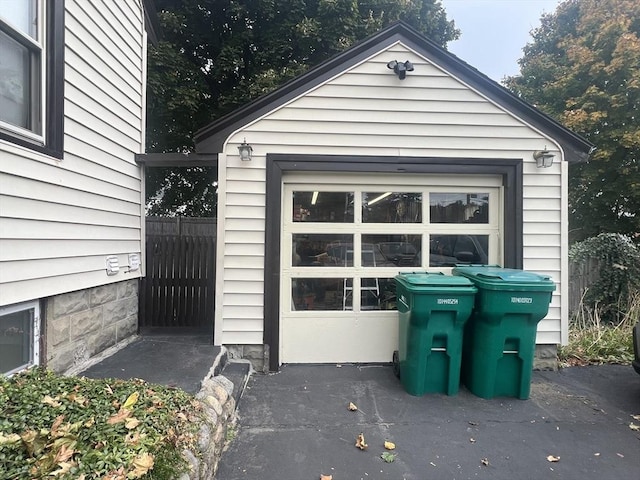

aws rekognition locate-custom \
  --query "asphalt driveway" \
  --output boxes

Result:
[218,364,640,480]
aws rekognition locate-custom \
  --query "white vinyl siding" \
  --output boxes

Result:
[216,42,565,349]
[0,0,145,306]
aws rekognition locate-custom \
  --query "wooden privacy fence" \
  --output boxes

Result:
[568,257,601,314]
[139,218,216,334]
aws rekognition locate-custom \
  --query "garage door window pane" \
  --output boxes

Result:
[361,278,397,311]
[429,234,489,267]
[292,278,352,310]
[362,234,421,267]
[363,192,422,223]
[430,193,489,223]
[293,192,354,222]
[293,234,353,266]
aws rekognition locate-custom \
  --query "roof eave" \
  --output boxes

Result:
[194,21,594,162]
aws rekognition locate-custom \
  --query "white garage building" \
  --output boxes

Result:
[194,22,593,371]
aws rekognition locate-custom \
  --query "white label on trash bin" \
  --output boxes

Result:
[511,297,533,304]
[437,298,459,305]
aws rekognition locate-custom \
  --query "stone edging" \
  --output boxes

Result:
[177,374,237,479]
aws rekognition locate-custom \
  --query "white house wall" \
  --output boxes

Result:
[216,42,565,347]
[0,0,145,306]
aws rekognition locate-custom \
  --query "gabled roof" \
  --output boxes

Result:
[194,21,593,163]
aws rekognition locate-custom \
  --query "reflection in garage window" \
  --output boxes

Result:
[361,235,421,267]
[429,234,489,267]
[430,193,489,223]
[362,192,422,223]
[293,192,354,222]
[292,234,353,266]
[291,278,353,311]
[361,278,397,311]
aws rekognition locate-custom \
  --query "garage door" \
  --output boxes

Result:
[280,173,503,363]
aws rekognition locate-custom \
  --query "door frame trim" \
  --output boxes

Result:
[264,154,523,371]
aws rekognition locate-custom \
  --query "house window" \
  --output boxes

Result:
[0,300,40,376]
[0,0,64,157]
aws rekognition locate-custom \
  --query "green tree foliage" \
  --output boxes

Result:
[505,0,640,243]
[145,0,459,216]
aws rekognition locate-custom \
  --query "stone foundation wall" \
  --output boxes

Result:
[534,344,558,370]
[45,280,138,372]
[225,344,269,373]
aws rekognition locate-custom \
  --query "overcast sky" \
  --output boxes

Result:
[441,0,561,81]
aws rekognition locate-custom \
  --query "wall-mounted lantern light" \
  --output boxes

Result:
[533,148,555,168]
[387,60,414,80]
[238,138,253,161]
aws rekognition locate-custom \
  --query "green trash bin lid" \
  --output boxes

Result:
[396,272,476,292]
[452,265,556,292]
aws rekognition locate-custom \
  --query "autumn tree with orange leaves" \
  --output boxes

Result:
[506,0,640,243]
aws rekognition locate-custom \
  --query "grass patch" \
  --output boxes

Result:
[0,368,202,479]
[559,290,639,366]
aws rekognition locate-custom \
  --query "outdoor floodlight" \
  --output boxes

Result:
[387,60,414,80]
[533,148,555,168]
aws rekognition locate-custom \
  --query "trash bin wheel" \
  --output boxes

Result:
[392,350,400,378]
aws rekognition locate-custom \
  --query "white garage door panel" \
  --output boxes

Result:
[281,314,399,363]
[280,174,503,364]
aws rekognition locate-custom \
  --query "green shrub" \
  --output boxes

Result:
[0,368,202,479]
[569,233,640,322]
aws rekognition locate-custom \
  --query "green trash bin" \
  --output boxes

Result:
[452,265,556,400]
[394,272,477,396]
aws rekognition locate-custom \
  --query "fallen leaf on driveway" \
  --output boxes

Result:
[547,455,560,462]
[348,402,358,411]
[617,453,624,458]
[469,438,476,443]
[380,452,396,463]
[320,475,332,480]
[481,458,489,466]
[355,433,368,450]
[631,414,640,421]
[629,423,640,431]
[384,441,395,450]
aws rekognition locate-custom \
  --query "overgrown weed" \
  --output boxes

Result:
[559,289,639,366]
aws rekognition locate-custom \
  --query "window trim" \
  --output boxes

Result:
[265,154,524,370]
[0,0,64,158]
[0,299,41,376]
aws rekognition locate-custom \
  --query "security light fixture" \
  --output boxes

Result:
[238,139,253,161]
[387,60,414,80]
[533,148,555,168]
